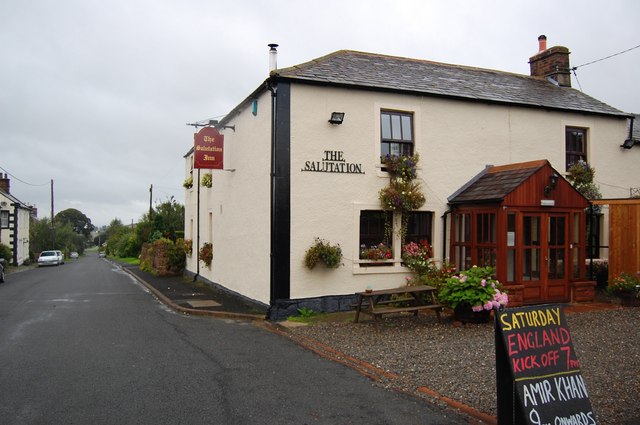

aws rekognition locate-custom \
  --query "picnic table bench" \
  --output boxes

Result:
[353,285,442,323]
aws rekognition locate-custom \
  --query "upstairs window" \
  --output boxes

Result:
[566,127,587,170]
[0,210,8,228]
[381,111,413,158]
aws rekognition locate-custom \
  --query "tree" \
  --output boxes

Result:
[55,208,95,239]
[103,197,185,259]
[29,217,87,257]
[567,160,602,200]
[148,197,184,241]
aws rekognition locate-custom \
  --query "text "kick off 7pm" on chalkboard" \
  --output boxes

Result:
[495,304,596,425]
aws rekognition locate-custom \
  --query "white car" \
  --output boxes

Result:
[70,252,79,259]
[38,250,63,266]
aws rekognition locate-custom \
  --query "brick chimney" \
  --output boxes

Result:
[529,35,572,87]
[0,173,9,193]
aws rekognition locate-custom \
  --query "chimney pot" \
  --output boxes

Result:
[538,35,547,52]
[268,43,279,72]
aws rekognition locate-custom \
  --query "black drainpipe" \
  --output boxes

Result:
[588,203,594,280]
[441,207,452,264]
[267,79,277,308]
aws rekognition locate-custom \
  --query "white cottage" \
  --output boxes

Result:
[184,37,639,319]
[0,174,32,266]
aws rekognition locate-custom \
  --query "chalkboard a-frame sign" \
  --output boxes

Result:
[495,304,597,425]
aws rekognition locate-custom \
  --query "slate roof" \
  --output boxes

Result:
[273,50,630,118]
[0,189,31,209]
[448,160,547,204]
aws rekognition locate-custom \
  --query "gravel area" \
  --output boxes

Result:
[286,307,640,424]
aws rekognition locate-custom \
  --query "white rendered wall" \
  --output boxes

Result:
[288,85,636,298]
[184,91,272,303]
[185,82,637,303]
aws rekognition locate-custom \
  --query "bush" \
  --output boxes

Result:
[0,243,12,265]
[140,238,185,276]
[438,266,508,311]
[606,272,640,298]
[304,238,342,270]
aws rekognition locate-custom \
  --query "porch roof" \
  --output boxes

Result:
[448,160,547,204]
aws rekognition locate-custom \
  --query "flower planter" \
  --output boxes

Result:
[454,304,491,324]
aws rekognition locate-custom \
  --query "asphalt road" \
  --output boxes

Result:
[0,257,468,425]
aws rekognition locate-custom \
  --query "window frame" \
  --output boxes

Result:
[380,110,414,158]
[355,207,434,273]
[0,210,9,229]
[565,127,587,170]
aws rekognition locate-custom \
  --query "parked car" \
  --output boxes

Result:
[0,259,5,283]
[38,250,63,266]
[98,251,106,258]
[70,252,79,259]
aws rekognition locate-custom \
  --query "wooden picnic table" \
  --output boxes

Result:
[353,285,442,323]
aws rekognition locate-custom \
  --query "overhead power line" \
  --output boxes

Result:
[0,166,49,186]
[572,43,640,70]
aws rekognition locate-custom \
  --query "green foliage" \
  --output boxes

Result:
[199,242,213,267]
[140,238,186,275]
[168,238,186,272]
[29,217,86,257]
[359,243,392,260]
[379,154,425,214]
[201,173,212,188]
[381,153,420,180]
[55,208,95,239]
[401,240,434,275]
[287,307,322,323]
[438,266,509,311]
[379,179,425,212]
[567,160,602,200]
[304,238,342,270]
[183,176,193,189]
[606,272,640,298]
[0,243,12,265]
[405,260,457,291]
[104,197,185,260]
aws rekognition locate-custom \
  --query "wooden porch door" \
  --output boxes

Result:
[521,213,569,303]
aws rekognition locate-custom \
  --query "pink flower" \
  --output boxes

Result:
[472,305,484,312]
[483,301,494,310]
[481,279,486,287]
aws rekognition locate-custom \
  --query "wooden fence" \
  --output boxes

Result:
[592,199,640,282]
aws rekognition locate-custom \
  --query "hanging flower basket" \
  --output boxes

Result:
[381,153,420,180]
[379,179,425,212]
[304,238,343,270]
[183,239,193,255]
[183,176,193,189]
[199,242,213,267]
[201,173,213,188]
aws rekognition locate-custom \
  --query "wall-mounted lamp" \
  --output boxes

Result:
[544,172,559,197]
[328,112,345,125]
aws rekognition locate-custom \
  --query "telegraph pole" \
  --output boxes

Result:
[51,179,55,248]
[149,184,153,217]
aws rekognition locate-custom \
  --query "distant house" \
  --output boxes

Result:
[183,36,639,319]
[0,174,32,266]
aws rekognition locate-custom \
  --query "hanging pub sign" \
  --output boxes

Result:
[495,304,596,425]
[194,127,224,169]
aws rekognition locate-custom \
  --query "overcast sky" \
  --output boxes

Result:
[1,0,639,227]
